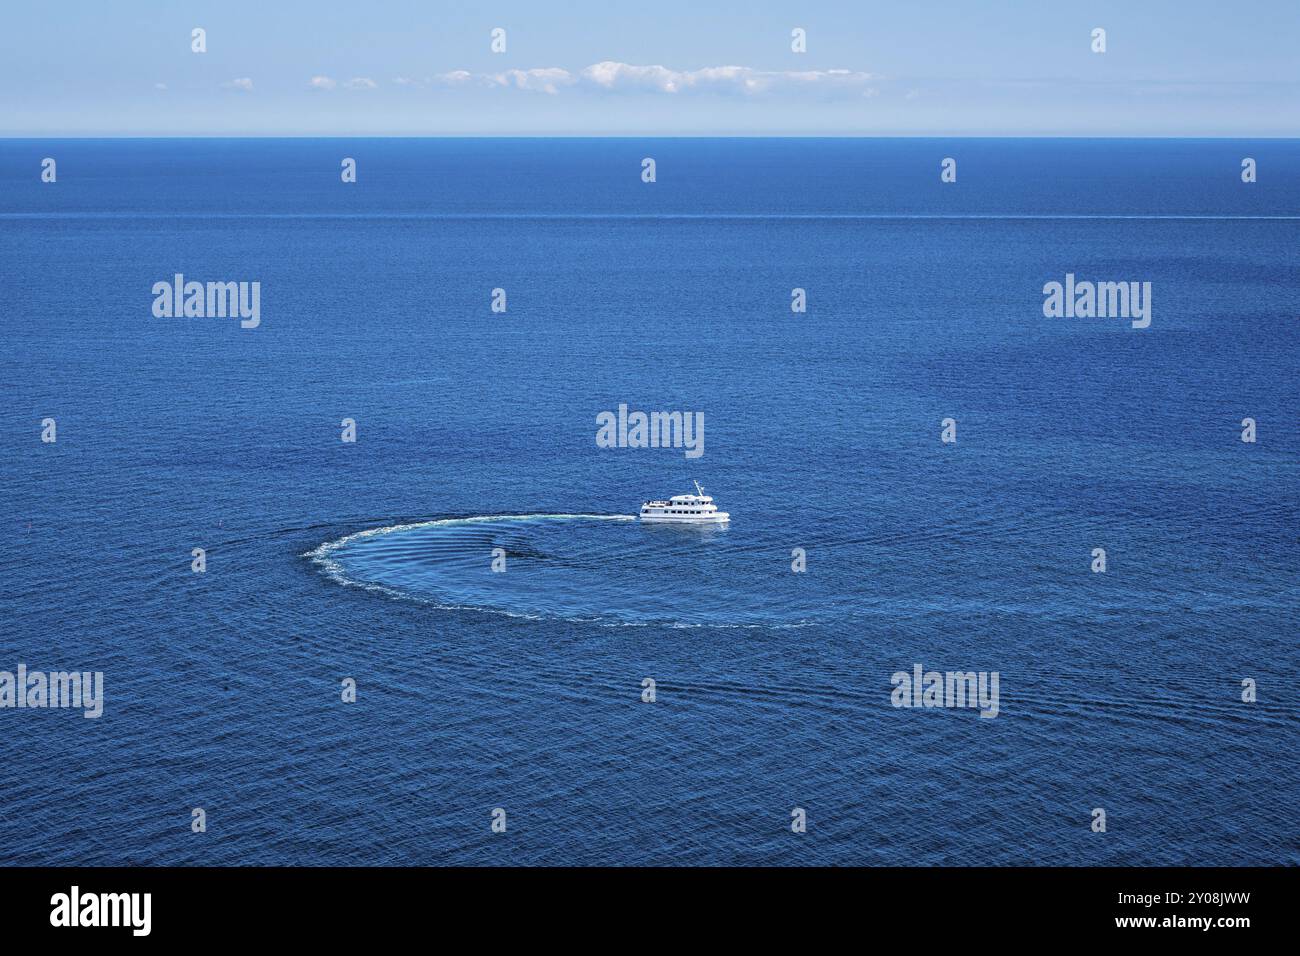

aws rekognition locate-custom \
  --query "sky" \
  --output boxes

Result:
[1,0,1297,136]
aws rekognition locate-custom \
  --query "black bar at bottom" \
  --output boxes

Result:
[0,866,1282,940]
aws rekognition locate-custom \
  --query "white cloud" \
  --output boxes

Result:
[154,82,168,91]
[309,76,337,90]
[581,61,692,93]
[579,62,877,96]
[222,77,254,93]
[416,62,877,97]
[433,70,472,86]
[430,68,574,94]
[344,77,377,90]
[486,68,574,95]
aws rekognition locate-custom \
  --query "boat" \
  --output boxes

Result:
[639,481,730,523]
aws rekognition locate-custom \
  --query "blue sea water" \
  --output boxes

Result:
[1,138,1297,866]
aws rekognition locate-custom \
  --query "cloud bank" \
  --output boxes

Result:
[580,62,876,95]
[393,62,878,96]
[311,76,378,91]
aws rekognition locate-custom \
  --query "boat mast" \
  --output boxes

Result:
[694,480,705,497]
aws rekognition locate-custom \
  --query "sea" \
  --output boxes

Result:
[1,138,1297,865]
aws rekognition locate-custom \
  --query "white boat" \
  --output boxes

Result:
[639,481,730,523]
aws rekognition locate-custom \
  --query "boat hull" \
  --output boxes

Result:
[639,513,730,524]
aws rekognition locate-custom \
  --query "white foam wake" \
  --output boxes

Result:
[302,512,813,629]
[303,512,635,578]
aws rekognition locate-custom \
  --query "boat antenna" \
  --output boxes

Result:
[694,479,705,497]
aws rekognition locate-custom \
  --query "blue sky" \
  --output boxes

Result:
[2,0,1297,135]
